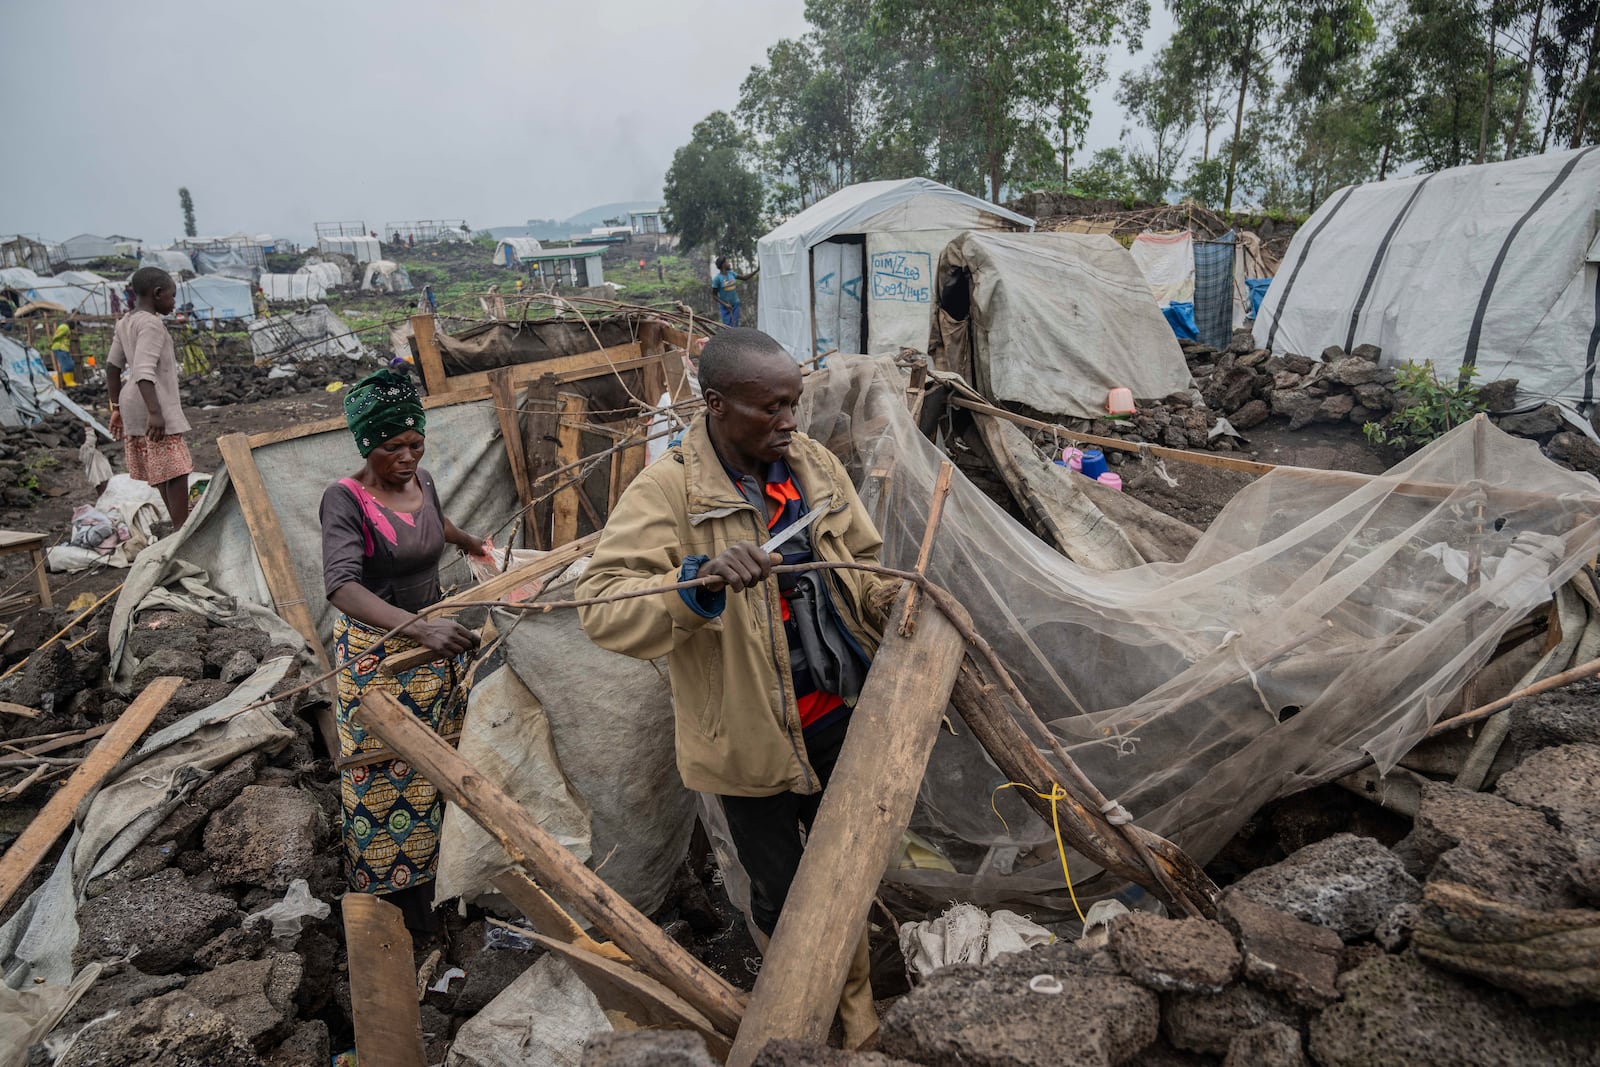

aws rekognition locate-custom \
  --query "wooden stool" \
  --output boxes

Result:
[0,531,51,611]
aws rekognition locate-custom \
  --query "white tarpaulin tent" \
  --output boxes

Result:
[757,178,1031,361]
[361,260,412,293]
[0,333,111,434]
[0,270,116,315]
[58,234,116,264]
[297,262,343,289]
[932,231,1193,418]
[318,235,381,263]
[494,237,544,266]
[1129,232,1195,305]
[1254,146,1600,414]
[259,272,327,303]
[177,276,255,323]
[139,248,194,274]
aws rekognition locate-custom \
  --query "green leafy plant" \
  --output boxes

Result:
[1363,360,1482,451]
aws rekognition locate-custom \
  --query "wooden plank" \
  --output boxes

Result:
[411,312,447,396]
[431,342,644,397]
[523,377,563,551]
[376,533,600,676]
[0,676,183,913]
[949,396,1279,477]
[489,367,535,513]
[216,434,333,672]
[244,390,475,450]
[242,351,669,450]
[727,591,966,1065]
[355,689,747,1038]
[0,701,40,719]
[608,415,649,514]
[552,392,587,547]
[532,933,734,1060]
[343,893,427,1067]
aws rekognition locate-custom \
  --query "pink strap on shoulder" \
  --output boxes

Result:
[339,477,398,556]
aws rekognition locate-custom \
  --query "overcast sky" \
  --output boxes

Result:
[3,1,1172,247]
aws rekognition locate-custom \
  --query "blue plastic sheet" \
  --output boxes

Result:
[1162,301,1199,341]
[1246,278,1271,319]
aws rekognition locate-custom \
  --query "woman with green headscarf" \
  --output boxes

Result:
[319,367,488,932]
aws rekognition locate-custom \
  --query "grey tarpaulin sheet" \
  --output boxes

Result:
[109,397,522,680]
[797,356,1600,901]
[0,658,297,993]
[933,231,1192,419]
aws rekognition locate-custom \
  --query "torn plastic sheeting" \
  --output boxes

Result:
[0,657,297,989]
[435,660,593,904]
[899,903,1054,982]
[797,357,1600,889]
[244,878,330,947]
[0,963,101,1067]
[445,954,610,1067]
[488,575,696,917]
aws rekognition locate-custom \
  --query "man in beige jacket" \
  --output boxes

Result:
[578,328,897,1047]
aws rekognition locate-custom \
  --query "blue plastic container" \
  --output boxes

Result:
[1079,448,1109,480]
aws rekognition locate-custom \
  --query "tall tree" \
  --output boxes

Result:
[661,112,765,261]
[1168,0,1374,212]
[178,187,196,238]
[1117,49,1197,200]
[1045,0,1151,182]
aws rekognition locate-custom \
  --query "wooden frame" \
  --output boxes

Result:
[219,315,701,669]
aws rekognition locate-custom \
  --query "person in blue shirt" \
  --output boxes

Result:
[712,256,757,327]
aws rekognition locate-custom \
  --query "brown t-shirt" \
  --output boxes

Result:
[106,311,190,437]
[320,470,446,614]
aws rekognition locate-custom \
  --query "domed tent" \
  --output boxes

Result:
[756,178,1031,361]
[931,231,1193,419]
[1254,146,1600,418]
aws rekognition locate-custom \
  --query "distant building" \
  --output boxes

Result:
[0,236,52,274]
[628,209,665,236]
[512,245,608,288]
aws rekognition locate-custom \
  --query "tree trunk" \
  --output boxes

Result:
[1476,23,1498,164]
[1378,138,1391,181]
[1507,3,1545,158]
[1224,62,1250,214]
[991,152,1003,204]
[1571,7,1600,148]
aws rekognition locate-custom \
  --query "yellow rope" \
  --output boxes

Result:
[991,781,1087,924]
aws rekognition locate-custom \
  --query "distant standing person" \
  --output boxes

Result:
[50,322,76,387]
[107,267,194,529]
[712,257,757,328]
[110,288,122,319]
[423,285,438,314]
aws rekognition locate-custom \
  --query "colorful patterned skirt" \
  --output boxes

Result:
[334,613,473,895]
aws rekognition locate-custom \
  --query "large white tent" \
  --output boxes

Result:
[139,248,195,274]
[317,235,381,263]
[1254,146,1600,415]
[177,276,255,323]
[59,234,117,264]
[259,272,327,303]
[0,269,116,315]
[756,178,1031,361]
[932,231,1193,418]
[494,237,544,266]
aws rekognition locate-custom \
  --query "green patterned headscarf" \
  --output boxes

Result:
[344,368,426,457]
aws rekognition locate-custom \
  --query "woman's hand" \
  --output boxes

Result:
[403,618,480,656]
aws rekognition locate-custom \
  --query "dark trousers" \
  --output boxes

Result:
[719,715,850,936]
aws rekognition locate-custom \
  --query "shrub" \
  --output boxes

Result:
[1363,361,1482,451]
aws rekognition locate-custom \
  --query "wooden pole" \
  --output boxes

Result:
[0,676,182,913]
[354,689,747,1037]
[523,376,562,550]
[410,313,446,396]
[376,533,599,676]
[553,392,587,545]
[216,434,332,673]
[897,460,954,637]
[489,367,535,524]
[726,590,967,1065]
[343,893,427,1067]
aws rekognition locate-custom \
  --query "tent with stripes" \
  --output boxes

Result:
[1253,147,1600,417]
